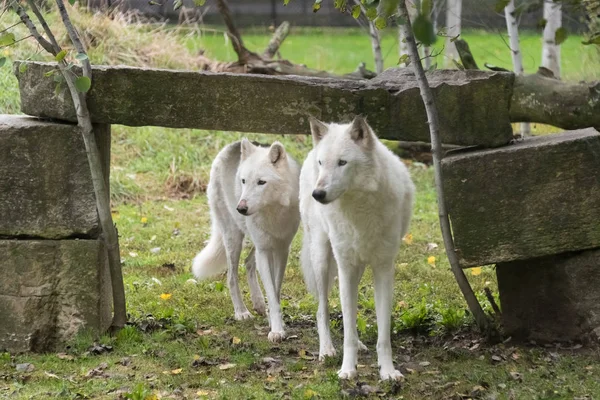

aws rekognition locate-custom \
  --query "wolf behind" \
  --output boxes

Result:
[299,116,415,380]
[192,139,301,342]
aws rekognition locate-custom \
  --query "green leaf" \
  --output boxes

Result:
[421,0,431,15]
[537,18,547,30]
[214,281,224,292]
[68,0,76,5]
[494,0,510,13]
[75,53,89,61]
[412,14,437,46]
[351,4,361,18]
[554,27,568,45]
[53,73,64,83]
[365,6,377,20]
[44,69,57,77]
[374,16,387,29]
[379,0,399,18]
[18,63,27,73]
[55,50,68,62]
[0,33,16,47]
[312,0,322,12]
[193,0,206,5]
[283,0,290,4]
[334,0,347,12]
[173,0,182,10]
[75,76,91,93]
[398,53,410,65]
[0,57,6,68]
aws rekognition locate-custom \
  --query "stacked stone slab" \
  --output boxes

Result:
[442,128,600,341]
[0,115,111,353]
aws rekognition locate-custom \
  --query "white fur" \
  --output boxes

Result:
[299,117,415,380]
[192,139,301,342]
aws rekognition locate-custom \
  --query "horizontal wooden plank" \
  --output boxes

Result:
[14,62,514,147]
[442,128,600,267]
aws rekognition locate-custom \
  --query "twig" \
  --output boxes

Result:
[0,34,33,49]
[26,0,60,52]
[55,0,92,79]
[10,0,55,54]
[484,287,501,316]
[397,2,491,335]
[0,21,23,35]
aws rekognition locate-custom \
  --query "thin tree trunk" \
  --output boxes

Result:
[504,0,530,136]
[216,0,252,64]
[369,21,384,74]
[542,0,562,79]
[397,1,490,334]
[14,0,128,331]
[445,0,462,67]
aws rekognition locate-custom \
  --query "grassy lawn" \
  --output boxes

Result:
[1,8,600,399]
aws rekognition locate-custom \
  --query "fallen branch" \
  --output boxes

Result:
[262,21,289,59]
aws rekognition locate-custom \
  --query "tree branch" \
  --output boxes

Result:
[26,0,60,52]
[397,2,491,335]
[216,0,253,64]
[262,21,290,59]
[55,0,92,79]
[10,0,55,55]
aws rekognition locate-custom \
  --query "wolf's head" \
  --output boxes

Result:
[236,139,294,216]
[308,115,379,204]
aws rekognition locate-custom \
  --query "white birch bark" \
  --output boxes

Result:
[445,0,462,67]
[542,0,562,79]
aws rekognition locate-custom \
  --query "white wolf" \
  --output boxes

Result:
[192,139,301,342]
[299,116,415,380]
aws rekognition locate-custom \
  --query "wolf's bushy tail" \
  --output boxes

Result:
[192,225,227,280]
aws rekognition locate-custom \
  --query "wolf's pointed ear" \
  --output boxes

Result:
[309,116,329,145]
[349,115,374,148]
[269,141,287,165]
[240,138,256,160]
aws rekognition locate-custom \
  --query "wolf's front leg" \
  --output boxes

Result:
[336,261,366,379]
[312,237,336,360]
[245,247,267,316]
[373,263,403,381]
[256,248,285,342]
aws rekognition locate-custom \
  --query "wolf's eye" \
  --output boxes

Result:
[242,179,246,184]
[257,180,266,185]
[338,160,347,166]
[318,160,322,165]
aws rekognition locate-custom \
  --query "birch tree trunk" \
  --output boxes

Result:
[542,0,562,79]
[369,21,384,74]
[445,0,462,67]
[504,0,530,136]
[399,0,418,67]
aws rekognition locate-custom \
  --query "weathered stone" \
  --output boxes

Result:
[0,240,112,353]
[0,115,99,239]
[14,61,515,147]
[442,128,600,267]
[497,248,600,342]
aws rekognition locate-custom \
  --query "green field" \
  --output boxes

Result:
[1,8,600,399]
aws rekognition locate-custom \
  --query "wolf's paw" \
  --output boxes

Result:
[252,301,268,317]
[318,344,336,361]
[268,331,285,342]
[234,311,254,321]
[358,340,368,352]
[337,368,358,380]
[379,368,403,381]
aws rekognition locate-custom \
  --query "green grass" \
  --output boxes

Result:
[1,9,600,399]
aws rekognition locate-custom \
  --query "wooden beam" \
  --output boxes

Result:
[442,128,600,267]
[13,61,515,148]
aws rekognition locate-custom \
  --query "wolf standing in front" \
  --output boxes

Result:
[192,139,300,342]
[300,116,415,380]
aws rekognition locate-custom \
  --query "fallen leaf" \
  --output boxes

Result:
[427,256,436,266]
[397,300,408,309]
[162,368,182,375]
[218,363,236,370]
[426,242,439,251]
[471,267,483,276]
[511,352,520,360]
[196,329,213,336]
[164,205,175,212]
[510,371,523,381]
[44,371,59,379]
[151,277,162,286]
[56,353,74,361]
[232,337,242,345]
[128,251,138,258]
[402,233,413,245]
[419,361,431,367]
[150,247,161,254]
[491,355,502,363]
[304,389,319,399]
[160,293,172,300]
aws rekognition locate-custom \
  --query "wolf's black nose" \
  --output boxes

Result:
[237,206,248,215]
[312,190,327,202]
